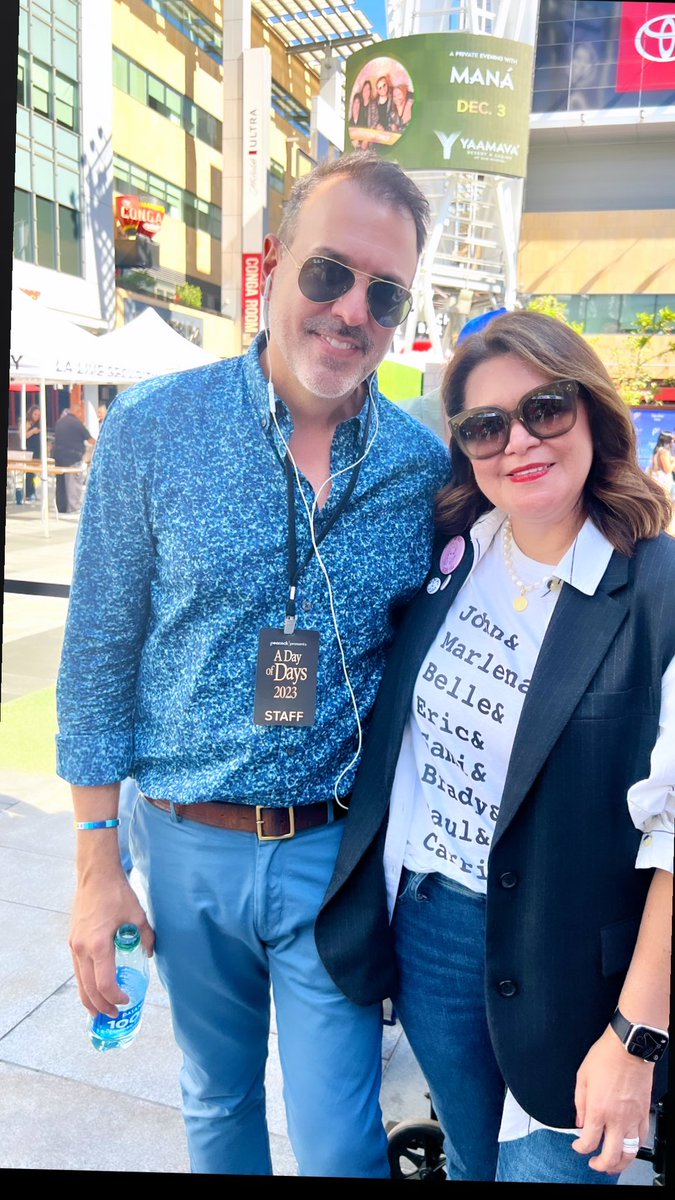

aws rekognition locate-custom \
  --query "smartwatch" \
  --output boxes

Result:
[610,1008,669,1063]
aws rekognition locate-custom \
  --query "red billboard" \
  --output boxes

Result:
[616,2,675,92]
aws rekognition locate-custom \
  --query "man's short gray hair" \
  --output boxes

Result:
[277,151,430,258]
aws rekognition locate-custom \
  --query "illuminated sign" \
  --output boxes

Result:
[345,33,533,177]
[115,195,166,237]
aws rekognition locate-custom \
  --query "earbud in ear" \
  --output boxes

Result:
[263,273,273,303]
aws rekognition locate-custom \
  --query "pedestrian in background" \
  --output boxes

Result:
[53,403,94,514]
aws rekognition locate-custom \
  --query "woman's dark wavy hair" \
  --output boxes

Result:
[437,310,672,555]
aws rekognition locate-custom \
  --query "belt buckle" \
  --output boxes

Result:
[255,805,296,841]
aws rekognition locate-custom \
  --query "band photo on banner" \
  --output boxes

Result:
[347,57,415,151]
[345,33,534,177]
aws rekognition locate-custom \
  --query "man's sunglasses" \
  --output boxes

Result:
[449,379,581,460]
[281,242,413,329]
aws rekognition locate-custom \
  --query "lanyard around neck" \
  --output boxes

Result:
[283,392,374,633]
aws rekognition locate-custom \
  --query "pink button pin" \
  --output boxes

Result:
[440,535,465,576]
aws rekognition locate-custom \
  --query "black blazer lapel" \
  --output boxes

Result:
[494,551,631,843]
[327,532,475,892]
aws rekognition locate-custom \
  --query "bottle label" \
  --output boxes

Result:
[90,964,148,1041]
[90,997,145,1036]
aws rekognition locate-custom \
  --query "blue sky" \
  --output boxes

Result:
[357,1,388,39]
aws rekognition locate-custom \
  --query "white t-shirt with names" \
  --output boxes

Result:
[403,522,560,888]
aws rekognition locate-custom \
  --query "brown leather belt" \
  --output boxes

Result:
[145,795,349,840]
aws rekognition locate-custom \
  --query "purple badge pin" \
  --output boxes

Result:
[440,535,465,576]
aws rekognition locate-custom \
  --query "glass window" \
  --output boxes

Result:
[184,196,197,228]
[196,198,210,233]
[18,50,28,106]
[196,108,221,148]
[55,74,77,130]
[59,204,81,275]
[13,188,33,261]
[19,6,29,50]
[584,295,620,334]
[56,125,79,162]
[165,182,182,217]
[34,155,55,199]
[32,61,52,117]
[619,296,656,331]
[535,42,572,69]
[130,163,148,191]
[575,1,620,18]
[182,97,196,135]
[655,296,675,315]
[32,113,54,148]
[147,75,166,115]
[129,61,146,104]
[531,89,568,112]
[113,49,128,92]
[36,196,57,268]
[165,87,182,123]
[14,145,31,191]
[538,0,576,17]
[16,107,30,140]
[57,164,79,208]
[148,173,167,200]
[54,29,77,76]
[54,0,78,30]
[30,15,52,60]
[536,19,574,45]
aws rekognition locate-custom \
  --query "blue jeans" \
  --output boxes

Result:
[129,796,389,1177]
[392,868,619,1185]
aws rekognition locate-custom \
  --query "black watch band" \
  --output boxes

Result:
[610,1008,669,1063]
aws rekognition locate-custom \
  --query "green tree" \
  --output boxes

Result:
[525,295,584,335]
[175,282,203,309]
[610,307,675,406]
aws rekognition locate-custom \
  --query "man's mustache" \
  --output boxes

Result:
[303,319,374,355]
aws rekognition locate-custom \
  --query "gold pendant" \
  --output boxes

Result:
[514,594,528,612]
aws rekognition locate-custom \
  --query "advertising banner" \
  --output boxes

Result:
[241,47,270,347]
[242,253,262,346]
[616,2,675,93]
[630,406,675,473]
[345,33,534,177]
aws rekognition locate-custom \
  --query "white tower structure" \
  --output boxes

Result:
[386,1,539,355]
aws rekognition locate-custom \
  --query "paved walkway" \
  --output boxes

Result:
[0,503,655,1180]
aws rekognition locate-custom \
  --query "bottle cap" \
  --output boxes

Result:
[114,923,141,951]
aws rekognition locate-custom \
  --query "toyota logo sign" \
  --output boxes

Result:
[617,2,675,93]
[636,13,675,62]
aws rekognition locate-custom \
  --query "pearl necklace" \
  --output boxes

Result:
[502,519,556,612]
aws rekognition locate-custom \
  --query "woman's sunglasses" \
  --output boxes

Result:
[281,242,413,329]
[449,379,581,461]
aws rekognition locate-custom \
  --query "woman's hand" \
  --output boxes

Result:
[572,1025,653,1175]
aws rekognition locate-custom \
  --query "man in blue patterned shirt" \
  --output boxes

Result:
[57,152,450,1177]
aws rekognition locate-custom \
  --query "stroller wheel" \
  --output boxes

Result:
[387,1117,446,1181]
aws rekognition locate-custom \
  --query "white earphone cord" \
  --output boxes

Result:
[265,336,379,810]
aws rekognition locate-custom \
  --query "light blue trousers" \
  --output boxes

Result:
[129,796,390,1177]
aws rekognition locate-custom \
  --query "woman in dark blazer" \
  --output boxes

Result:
[315,311,673,1185]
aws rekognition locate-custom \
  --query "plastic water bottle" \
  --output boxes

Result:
[87,923,149,1052]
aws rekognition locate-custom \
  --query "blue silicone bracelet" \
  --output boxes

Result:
[74,819,121,830]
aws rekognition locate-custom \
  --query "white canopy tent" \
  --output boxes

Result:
[9,289,105,534]
[8,294,222,535]
[91,307,221,382]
